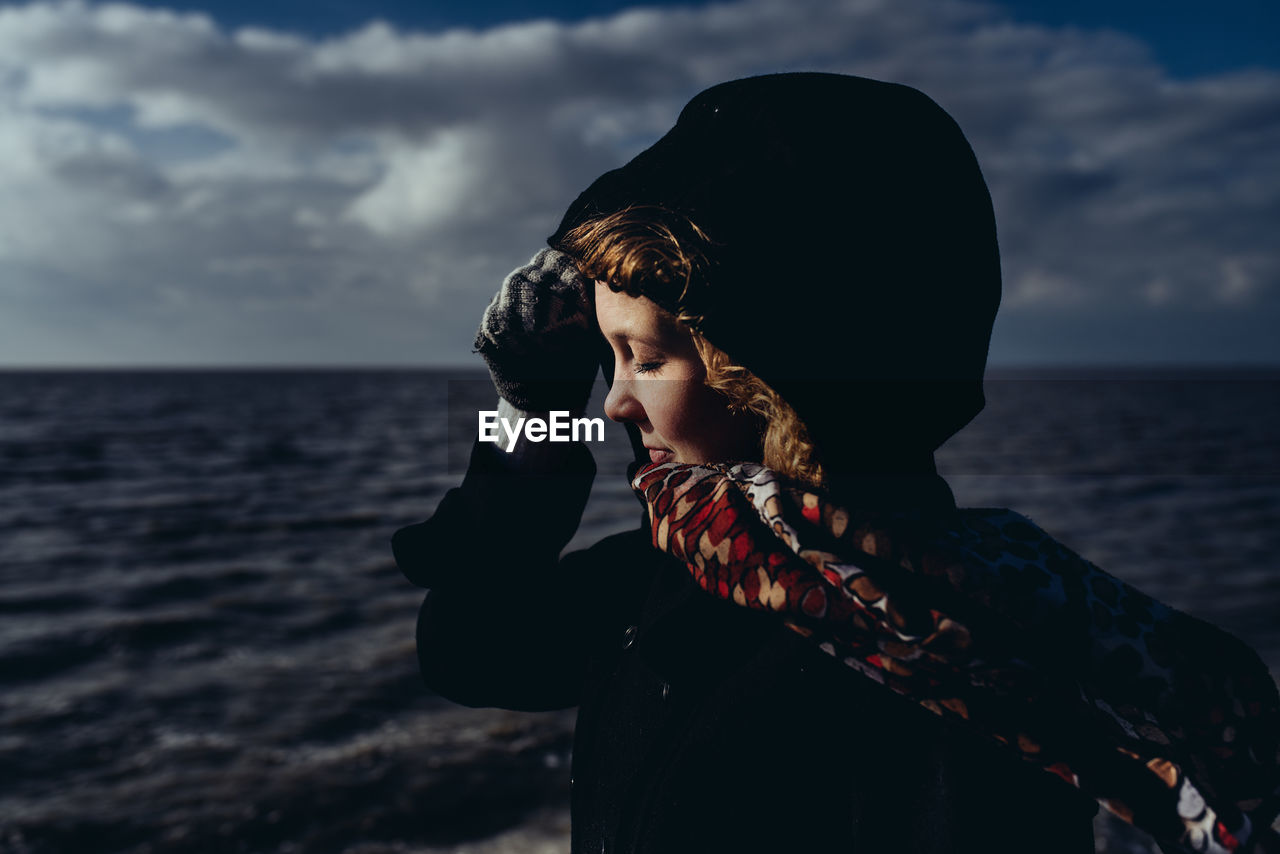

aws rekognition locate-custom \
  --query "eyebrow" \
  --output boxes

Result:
[603,313,684,348]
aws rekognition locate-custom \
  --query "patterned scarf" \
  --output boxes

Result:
[632,461,1280,854]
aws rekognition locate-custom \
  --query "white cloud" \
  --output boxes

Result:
[1217,257,1264,304]
[1005,268,1082,309]
[0,0,1276,365]
[1143,278,1173,306]
[346,130,492,238]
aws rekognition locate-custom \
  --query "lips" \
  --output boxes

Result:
[646,448,674,464]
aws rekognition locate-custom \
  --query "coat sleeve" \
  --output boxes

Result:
[392,438,642,712]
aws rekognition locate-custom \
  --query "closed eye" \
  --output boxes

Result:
[634,360,664,375]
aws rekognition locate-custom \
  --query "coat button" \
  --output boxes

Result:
[622,625,638,650]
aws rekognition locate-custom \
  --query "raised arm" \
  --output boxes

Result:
[392,250,639,711]
[395,433,613,710]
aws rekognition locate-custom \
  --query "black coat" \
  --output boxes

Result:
[393,441,1099,854]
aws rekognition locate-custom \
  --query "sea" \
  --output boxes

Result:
[1,368,1278,854]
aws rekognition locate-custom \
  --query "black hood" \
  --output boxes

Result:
[551,73,1000,493]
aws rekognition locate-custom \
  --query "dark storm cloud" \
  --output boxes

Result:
[0,0,1275,364]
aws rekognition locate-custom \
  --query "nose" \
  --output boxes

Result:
[604,373,646,424]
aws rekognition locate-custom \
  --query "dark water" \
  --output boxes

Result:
[1,369,1278,854]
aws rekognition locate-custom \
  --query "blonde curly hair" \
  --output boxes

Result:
[556,206,825,488]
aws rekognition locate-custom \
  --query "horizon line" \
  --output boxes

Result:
[2,362,1280,376]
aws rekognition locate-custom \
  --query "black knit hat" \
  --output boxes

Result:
[550,73,1001,479]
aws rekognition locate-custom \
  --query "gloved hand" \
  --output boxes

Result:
[474,248,599,414]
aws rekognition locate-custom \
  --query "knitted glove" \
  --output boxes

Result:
[474,248,599,413]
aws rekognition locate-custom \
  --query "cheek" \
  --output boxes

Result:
[687,384,736,425]
[697,389,762,456]
[666,384,759,461]
[638,383,686,434]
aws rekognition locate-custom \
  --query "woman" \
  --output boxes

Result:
[394,73,1280,854]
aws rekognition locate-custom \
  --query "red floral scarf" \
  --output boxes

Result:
[632,461,1280,854]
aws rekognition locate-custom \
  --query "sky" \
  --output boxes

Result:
[0,0,1277,367]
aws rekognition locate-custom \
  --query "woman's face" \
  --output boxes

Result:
[595,281,760,465]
